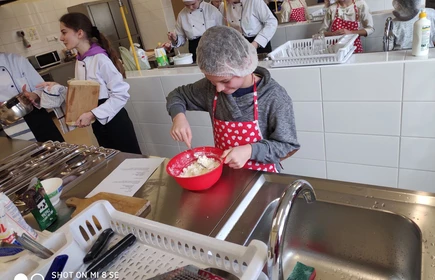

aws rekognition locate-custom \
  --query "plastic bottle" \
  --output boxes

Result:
[130,43,151,69]
[155,42,169,67]
[412,9,431,56]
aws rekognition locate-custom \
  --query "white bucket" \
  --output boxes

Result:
[173,53,193,65]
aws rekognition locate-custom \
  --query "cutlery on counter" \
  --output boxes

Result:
[85,233,136,276]
[10,232,54,259]
[83,228,114,264]
[73,228,115,280]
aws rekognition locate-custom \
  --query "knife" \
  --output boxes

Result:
[72,228,115,280]
[85,233,136,275]
[83,228,114,264]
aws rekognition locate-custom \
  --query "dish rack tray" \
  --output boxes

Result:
[268,34,358,67]
[2,201,268,280]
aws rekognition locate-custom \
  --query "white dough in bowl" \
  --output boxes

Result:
[180,156,220,177]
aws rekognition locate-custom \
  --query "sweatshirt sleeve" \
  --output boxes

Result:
[250,88,300,163]
[166,77,213,119]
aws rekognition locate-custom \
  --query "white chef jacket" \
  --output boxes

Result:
[173,1,224,48]
[225,0,278,48]
[319,0,374,36]
[39,53,130,126]
[0,53,39,141]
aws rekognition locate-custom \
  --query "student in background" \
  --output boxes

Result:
[26,13,141,154]
[280,0,310,23]
[224,0,278,53]
[319,0,374,53]
[0,52,64,142]
[164,0,223,62]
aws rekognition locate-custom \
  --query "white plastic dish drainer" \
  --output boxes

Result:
[267,34,358,67]
[1,201,268,280]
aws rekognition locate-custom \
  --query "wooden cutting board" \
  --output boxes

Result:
[65,192,150,218]
[65,80,100,126]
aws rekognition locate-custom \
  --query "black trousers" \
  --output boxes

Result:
[188,37,201,62]
[245,36,272,54]
[23,108,64,142]
[92,100,141,154]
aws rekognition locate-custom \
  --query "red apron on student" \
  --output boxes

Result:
[212,75,277,173]
[330,0,363,53]
[289,0,306,22]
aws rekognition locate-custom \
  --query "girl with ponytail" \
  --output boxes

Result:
[30,12,141,154]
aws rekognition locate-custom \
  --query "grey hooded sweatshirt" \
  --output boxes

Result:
[166,66,300,168]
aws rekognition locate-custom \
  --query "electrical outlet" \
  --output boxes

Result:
[25,27,40,42]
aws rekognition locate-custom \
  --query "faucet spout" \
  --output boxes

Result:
[267,179,316,280]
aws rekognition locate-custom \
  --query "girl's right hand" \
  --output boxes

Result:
[171,113,192,149]
[36,82,60,90]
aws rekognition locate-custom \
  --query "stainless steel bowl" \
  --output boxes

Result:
[0,93,33,125]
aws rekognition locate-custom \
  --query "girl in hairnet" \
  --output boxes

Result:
[166,26,299,172]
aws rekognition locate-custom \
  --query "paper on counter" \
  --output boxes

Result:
[86,158,165,198]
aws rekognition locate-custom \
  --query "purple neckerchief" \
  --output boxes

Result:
[77,43,108,61]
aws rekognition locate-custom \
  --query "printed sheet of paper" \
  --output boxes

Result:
[86,158,165,198]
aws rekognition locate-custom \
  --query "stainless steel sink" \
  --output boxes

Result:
[221,173,435,280]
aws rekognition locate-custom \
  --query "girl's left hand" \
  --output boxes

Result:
[75,112,96,128]
[221,144,252,169]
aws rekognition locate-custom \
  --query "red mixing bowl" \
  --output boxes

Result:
[166,146,224,191]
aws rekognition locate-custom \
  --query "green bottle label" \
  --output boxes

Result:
[23,180,57,231]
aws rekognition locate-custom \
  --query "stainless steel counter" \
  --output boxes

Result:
[61,152,258,237]
[0,138,258,236]
[3,138,435,278]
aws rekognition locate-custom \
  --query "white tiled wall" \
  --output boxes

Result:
[125,54,435,193]
[0,0,78,58]
[0,0,178,57]
[131,0,176,50]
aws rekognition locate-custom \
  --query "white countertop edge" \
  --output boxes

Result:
[126,49,435,78]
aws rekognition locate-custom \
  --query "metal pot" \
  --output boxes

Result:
[0,93,33,125]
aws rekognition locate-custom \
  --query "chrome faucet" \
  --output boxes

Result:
[267,179,317,280]
[383,17,394,51]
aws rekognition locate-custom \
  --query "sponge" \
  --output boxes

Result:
[287,262,316,280]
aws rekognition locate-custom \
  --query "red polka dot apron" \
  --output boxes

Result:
[330,1,363,53]
[289,0,306,22]
[212,75,278,173]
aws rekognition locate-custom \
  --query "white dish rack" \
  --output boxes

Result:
[1,201,268,280]
[267,34,358,67]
